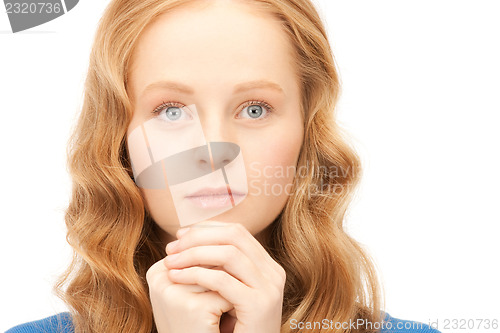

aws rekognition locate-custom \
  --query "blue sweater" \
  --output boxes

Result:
[5,311,441,332]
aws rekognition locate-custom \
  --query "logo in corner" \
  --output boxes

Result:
[4,0,79,33]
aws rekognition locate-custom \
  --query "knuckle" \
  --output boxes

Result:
[278,265,287,282]
[190,267,201,284]
[145,268,153,283]
[145,261,161,283]
[229,222,244,238]
[161,284,180,300]
[236,222,248,234]
[225,245,240,261]
[184,296,202,312]
[271,259,287,282]
[161,286,192,312]
[214,269,227,289]
[267,285,283,305]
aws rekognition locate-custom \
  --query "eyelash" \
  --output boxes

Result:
[151,100,274,120]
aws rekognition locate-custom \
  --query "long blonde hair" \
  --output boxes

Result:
[54,0,384,332]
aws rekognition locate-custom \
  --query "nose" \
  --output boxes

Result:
[162,142,240,186]
[194,142,240,172]
[195,107,239,170]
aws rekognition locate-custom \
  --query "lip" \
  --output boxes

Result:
[186,187,245,197]
[185,187,246,208]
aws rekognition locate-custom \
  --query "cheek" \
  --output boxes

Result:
[262,141,299,173]
[140,188,180,228]
[243,126,303,196]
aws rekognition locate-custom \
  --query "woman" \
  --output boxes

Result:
[7,0,440,332]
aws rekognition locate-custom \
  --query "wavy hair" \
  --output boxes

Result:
[54,0,384,332]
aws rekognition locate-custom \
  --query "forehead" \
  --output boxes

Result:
[127,1,296,98]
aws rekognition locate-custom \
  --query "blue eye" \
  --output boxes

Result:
[152,102,192,124]
[247,105,263,118]
[165,106,182,120]
[238,100,273,120]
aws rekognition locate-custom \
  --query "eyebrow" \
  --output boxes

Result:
[141,79,285,97]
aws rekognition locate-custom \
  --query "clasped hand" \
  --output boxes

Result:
[146,221,286,333]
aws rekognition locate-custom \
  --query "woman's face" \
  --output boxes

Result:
[127,0,303,244]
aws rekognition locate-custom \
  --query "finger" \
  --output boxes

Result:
[146,260,175,289]
[195,290,234,319]
[190,221,285,284]
[161,282,234,325]
[169,221,283,283]
[148,259,213,294]
[178,284,209,293]
[164,245,265,288]
[164,260,216,271]
[168,266,251,308]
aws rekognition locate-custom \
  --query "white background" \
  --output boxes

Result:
[1,1,499,331]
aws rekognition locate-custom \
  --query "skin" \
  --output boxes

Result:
[127,0,303,332]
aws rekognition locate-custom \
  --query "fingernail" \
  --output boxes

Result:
[169,269,180,275]
[165,253,179,262]
[166,240,179,253]
[177,227,190,238]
